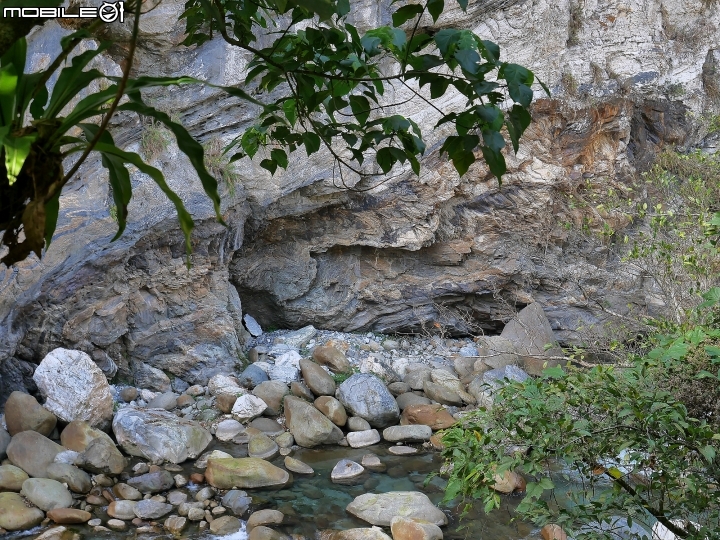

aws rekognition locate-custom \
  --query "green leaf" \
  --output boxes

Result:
[302,132,321,156]
[337,0,351,17]
[430,77,451,99]
[376,146,396,174]
[349,95,371,126]
[0,63,19,126]
[451,150,475,176]
[506,104,531,153]
[427,0,444,22]
[705,345,720,358]
[700,445,716,462]
[455,49,480,74]
[2,134,36,185]
[480,145,506,181]
[483,131,505,153]
[260,158,278,175]
[271,148,289,169]
[292,0,335,20]
[542,365,566,378]
[392,4,423,26]
[508,83,533,108]
[435,29,459,56]
[480,40,500,63]
[456,0,468,10]
[699,287,720,309]
[283,99,297,126]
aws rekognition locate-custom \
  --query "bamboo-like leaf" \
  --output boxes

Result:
[3,133,37,185]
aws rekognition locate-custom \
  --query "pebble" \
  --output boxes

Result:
[388,445,419,455]
[106,519,127,531]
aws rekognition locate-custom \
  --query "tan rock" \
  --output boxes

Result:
[390,516,444,540]
[246,509,284,531]
[314,396,347,426]
[4,391,57,437]
[400,404,456,431]
[60,420,115,452]
[541,524,568,540]
[312,346,351,373]
[205,458,290,489]
[47,508,93,524]
[0,492,45,531]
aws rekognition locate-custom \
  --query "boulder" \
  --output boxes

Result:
[346,492,447,527]
[107,500,138,520]
[347,417,371,431]
[391,516,443,540]
[300,359,336,396]
[312,346,351,373]
[60,420,115,453]
[77,437,127,475]
[222,490,252,516]
[541,524,568,540]
[396,393,432,410]
[208,374,244,397]
[232,394,268,422]
[249,526,290,540]
[46,463,92,493]
[6,430,65,477]
[112,482,142,500]
[337,374,400,428]
[491,470,525,494]
[283,396,343,447]
[244,314,263,336]
[346,429,381,448]
[331,459,365,482]
[314,396,347,426]
[284,456,314,475]
[403,367,432,391]
[387,382,410,396]
[500,302,563,375]
[0,492,45,530]
[216,393,237,413]
[21,478,73,510]
[247,509,284,531]
[475,336,518,370]
[126,470,175,493]
[134,362,171,392]
[252,381,290,416]
[250,417,285,436]
[147,392,179,410]
[4,391,57,436]
[268,351,302,383]
[422,380,464,406]
[134,499,173,519]
[164,515,187,534]
[0,464,28,491]
[113,407,211,464]
[429,370,475,404]
[210,515,242,535]
[400,404,456,431]
[290,381,315,401]
[46,508,92,524]
[277,325,316,348]
[388,445,418,455]
[239,364,269,389]
[319,527,392,540]
[206,458,290,489]
[382,425,432,443]
[32,348,114,429]
[195,449,233,468]
[215,419,245,442]
[248,433,279,460]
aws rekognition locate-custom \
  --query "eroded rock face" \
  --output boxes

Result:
[1,0,718,401]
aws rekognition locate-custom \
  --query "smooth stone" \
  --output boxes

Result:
[77,437,127,475]
[34,525,81,540]
[239,364,269,389]
[208,374,244,397]
[300,359,336,396]
[396,393,432,410]
[107,500,138,520]
[47,508,92,524]
[112,482,142,501]
[320,527,392,540]
[106,519,127,531]
[248,433,279,460]
[21,477,73,510]
[423,380,464,406]
[346,429,381,448]
[120,387,138,402]
[164,515,187,534]
[289,381,315,401]
[492,470,525,494]
[216,394,237,414]
[60,420,115,453]
[275,432,294,448]
[244,314,263,337]
[283,396,343,448]
[403,367,432,391]
[127,469,175,493]
[277,325,316,348]
[4,391,57,436]
[209,515,242,535]
[222,490,252,516]
[167,491,188,505]
[46,463,92,494]
[215,419,245,442]
[337,374,400,428]
[331,459,365,482]
[388,445,419,455]
[113,407,212,464]
[176,394,195,407]
[346,491,447,527]
[252,381,290,416]
[232,394,269,422]
[195,449,233,469]
[347,417,371,432]
[205,458,290,489]
[541,524,568,540]
[246,509,284,531]
[284,456,314,475]
[390,516,443,540]
[33,348,114,428]
[249,417,285,436]
[249,525,291,540]
[195,486,215,502]
[314,396,347,426]
[386,382,410,396]
[361,454,384,471]
[134,499,173,519]
[147,392,179,410]
[0,464,29,491]
[382,425,432,443]
[0,492,45,530]
[6,430,64,477]
[400,404,456,431]
[312,346,351,373]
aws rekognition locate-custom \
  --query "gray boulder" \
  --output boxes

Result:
[299,359,336,396]
[21,478,73,510]
[46,463,92,493]
[238,364,269,389]
[134,499,173,519]
[283,396,343,448]
[113,407,211,464]
[500,302,562,375]
[337,374,399,428]
[382,425,432,443]
[127,469,175,493]
[252,381,290,416]
[346,492,447,527]
[77,437,127,475]
[6,430,64,478]
[222,490,252,516]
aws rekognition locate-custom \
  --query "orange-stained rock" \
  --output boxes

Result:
[400,404,456,431]
[541,524,568,540]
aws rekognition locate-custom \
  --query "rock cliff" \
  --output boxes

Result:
[1,0,719,400]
